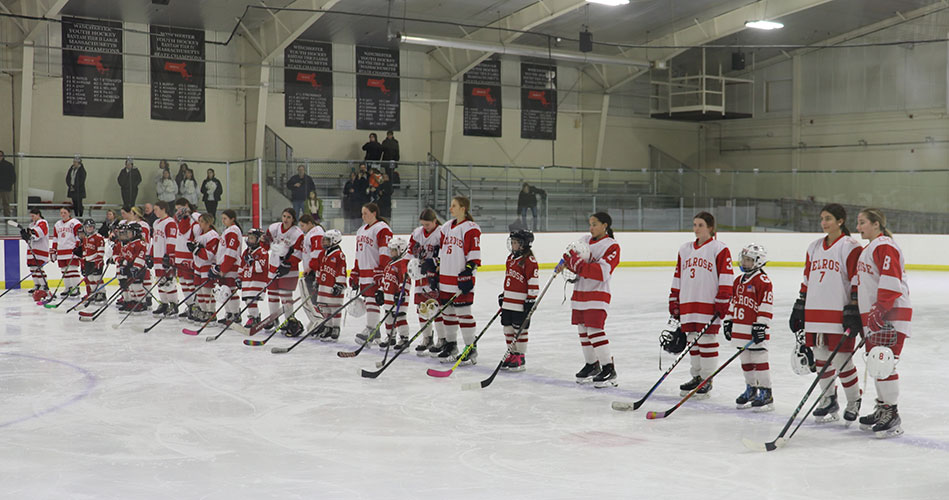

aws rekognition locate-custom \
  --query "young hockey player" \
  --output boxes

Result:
[855,208,912,438]
[151,201,179,316]
[52,207,83,297]
[190,214,220,323]
[669,212,733,398]
[789,203,864,423]
[312,229,346,342]
[80,218,106,304]
[556,212,621,388]
[24,208,50,297]
[118,223,149,313]
[377,237,411,350]
[213,209,242,325]
[239,228,269,329]
[263,208,304,336]
[723,243,774,411]
[436,196,481,364]
[352,203,392,344]
[499,230,539,372]
[299,214,325,331]
[409,208,445,356]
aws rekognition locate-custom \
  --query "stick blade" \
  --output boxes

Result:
[611,401,635,412]
[182,329,199,336]
[6,220,19,227]
[461,381,484,391]
[243,339,264,346]
[645,411,666,420]
[271,347,289,354]
[111,323,121,330]
[360,368,381,378]
[337,351,357,358]
[426,368,453,378]
[742,437,784,452]
[204,336,217,342]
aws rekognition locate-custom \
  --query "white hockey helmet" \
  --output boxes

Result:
[322,229,342,249]
[407,258,425,280]
[791,343,816,376]
[866,346,897,379]
[389,237,409,258]
[565,240,591,262]
[739,243,768,272]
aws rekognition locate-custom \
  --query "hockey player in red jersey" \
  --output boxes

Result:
[352,203,392,344]
[376,237,411,350]
[556,212,621,388]
[436,196,481,365]
[313,230,346,342]
[117,223,149,313]
[174,199,202,320]
[789,203,864,423]
[409,209,446,356]
[240,229,269,329]
[669,212,733,398]
[723,243,774,411]
[855,208,911,438]
[498,230,539,372]
[80,218,106,304]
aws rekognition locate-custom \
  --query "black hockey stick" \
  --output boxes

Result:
[182,283,239,338]
[611,313,720,411]
[143,277,213,333]
[42,252,81,304]
[427,308,501,378]
[646,338,755,419]
[79,276,134,322]
[461,262,563,390]
[374,273,411,368]
[335,307,392,358]
[66,274,118,313]
[112,270,164,329]
[203,272,283,341]
[269,283,379,353]
[742,328,859,452]
[359,292,461,378]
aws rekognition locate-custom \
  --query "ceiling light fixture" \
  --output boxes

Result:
[586,0,630,6]
[744,20,784,30]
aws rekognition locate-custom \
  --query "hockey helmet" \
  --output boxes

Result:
[791,343,817,376]
[507,230,534,256]
[866,346,897,379]
[659,319,687,354]
[389,237,409,258]
[565,240,591,262]
[82,218,97,235]
[350,290,366,318]
[739,243,768,272]
[32,288,49,303]
[245,228,264,248]
[407,258,425,281]
[322,229,342,249]
[126,222,143,240]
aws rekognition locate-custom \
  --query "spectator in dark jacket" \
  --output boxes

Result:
[362,133,384,162]
[376,173,393,219]
[175,162,190,186]
[517,182,546,231]
[381,130,400,185]
[200,168,223,219]
[343,172,359,231]
[286,164,316,218]
[66,157,87,217]
[0,150,14,217]
[98,209,118,238]
[118,159,142,210]
[143,203,158,227]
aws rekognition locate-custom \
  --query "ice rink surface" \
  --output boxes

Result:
[1,267,947,499]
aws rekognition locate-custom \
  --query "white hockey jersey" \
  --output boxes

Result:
[670,238,733,332]
[28,219,50,262]
[437,219,481,303]
[354,220,392,284]
[266,222,304,277]
[302,225,325,273]
[801,234,862,334]
[570,234,620,312]
[409,225,441,304]
[52,218,83,261]
[857,236,912,336]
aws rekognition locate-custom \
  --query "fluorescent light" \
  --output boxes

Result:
[744,20,784,30]
[587,0,630,6]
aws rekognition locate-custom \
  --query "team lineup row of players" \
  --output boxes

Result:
[18,197,911,433]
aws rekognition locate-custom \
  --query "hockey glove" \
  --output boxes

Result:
[186,241,199,253]
[243,252,254,266]
[714,292,730,319]
[82,261,95,277]
[428,273,439,292]
[789,294,806,332]
[73,246,83,258]
[145,255,154,269]
[668,295,680,319]
[374,290,385,306]
[523,298,536,314]
[332,284,344,296]
[498,293,505,307]
[19,228,30,242]
[563,250,586,274]
[304,270,316,289]
[421,258,438,276]
[163,254,172,268]
[866,304,888,334]
[208,265,222,280]
[348,271,359,289]
[842,304,862,335]
[751,323,767,344]
[722,319,733,341]
[276,260,291,278]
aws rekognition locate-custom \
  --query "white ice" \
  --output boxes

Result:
[1,267,947,499]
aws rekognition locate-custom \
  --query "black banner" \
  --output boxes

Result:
[61,17,123,118]
[520,63,557,140]
[355,46,400,131]
[284,40,333,129]
[150,25,205,122]
[463,60,502,137]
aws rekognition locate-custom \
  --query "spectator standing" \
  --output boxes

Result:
[179,168,198,206]
[343,172,359,232]
[175,162,190,186]
[98,209,118,238]
[143,203,158,227]
[305,190,323,223]
[65,157,87,217]
[377,173,393,220]
[517,182,545,232]
[155,159,170,190]
[0,150,14,217]
[354,164,371,205]
[200,168,223,219]
[118,159,142,210]
[286,164,316,218]
[362,133,384,163]
[381,130,400,181]
[157,169,178,203]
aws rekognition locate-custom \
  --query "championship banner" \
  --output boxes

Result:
[150,25,205,122]
[463,60,502,137]
[61,17,124,118]
[520,63,557,140]
[355,46,400,131]
[284,40,333,129]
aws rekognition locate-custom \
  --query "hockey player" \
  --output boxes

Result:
[80,218,106,304]
[299,214,325,330]
[669,212,733,398]
[23,208,50,296]
[174,199,202,320]
[789,203,864,423]
[314,229,346,342]
[212,209,242,325]
[118,223,149,313]
[409,209,446,356]
[352,203,392,344]
[556,212,621,387]
[239,228,269,329]
[436,196,481,364]
[189,214,220,323]
[377,237,411,350]
[855,208,911,438]
[52,207,83,297]
[263,208,305,336]
[151,201,179,317]
[498,230,539,372]
[723,243,774,411]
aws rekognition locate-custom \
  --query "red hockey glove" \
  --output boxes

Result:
[668,294,680,319]
[564,250,586,274]
[866,304,888,333]
[714,293,730,319]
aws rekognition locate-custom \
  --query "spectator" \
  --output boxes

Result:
[0,150,14,217]
[65,157,87,217]
[179,168,198,206]
[354,163,370,206]
[98,209,118,238]
[175,162,190,186]
[517,182,546,231]
[286,164,316,217]
[305,190,323,223]
[143,203,158,227]
[362,133,383,163]
[117,158,142,210]
[343,172,359,231]
[157,169,178,203]
[200,168,223,219]
[381,130,400,182]
[155,159,170,189]
[376,173,393,220]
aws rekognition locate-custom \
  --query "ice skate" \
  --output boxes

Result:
[751,387,774,412]
[437,341,459,363]
[872,404,903,438]
[507,353,526,372]
[679,375,703,396]
[575,362,600,384]
[592,363,617,388]
[812,394,840,423]
[843,398,862,425]
[736,385,757,409]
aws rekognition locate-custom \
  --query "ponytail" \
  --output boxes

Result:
[860,208,894,238]
[452,196,474,222]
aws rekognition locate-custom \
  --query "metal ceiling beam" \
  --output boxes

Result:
[255,0,342,62]
[733,0,949,76]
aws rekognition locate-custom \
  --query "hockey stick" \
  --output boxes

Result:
[335,308,391,358]
[0,275,30,299]
[741,328,858,452]
[205,274,282,341]
[79,276,134,322]
[611,313,720,412]
[66,274,118,313]
[143,277,213,333]
[112,270,164,329]
[52,262,111,310]
[461,262,563,390]
[646,338,756,420]
[4,221,45,299]
[239,295,305,345]
[358,292,462,378]
[427,308,502,378]
[374,274,411,368]
[268,284,380,353]
[41,251,81,304]
[182,283,238,337]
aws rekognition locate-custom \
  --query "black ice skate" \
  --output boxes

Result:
[736,385,757,409]
[844,398,862,425]
[813,394,840,423]
[693,380,713,400]
[592,363,618,388]
[507,353,526,372]
[860,399,885,431]
[575,362,600,384]
[751,387,774,412]
[871,404,903,438]
[679,375,703,396]
[415,337,433,355]
[437,341,459,363]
